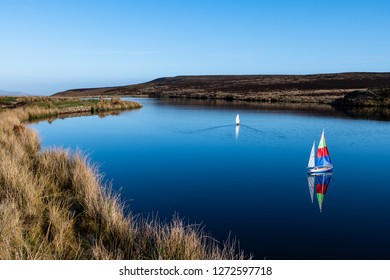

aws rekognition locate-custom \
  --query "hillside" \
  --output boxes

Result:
[54,72,390,106]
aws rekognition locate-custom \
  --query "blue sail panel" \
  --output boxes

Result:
[314,174,332,187]
[316,155,332,167]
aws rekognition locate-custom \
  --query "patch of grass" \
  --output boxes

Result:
[0,96,17,103]
[51,100,99,108]
[0,103,246,260]
[0,96,142,119]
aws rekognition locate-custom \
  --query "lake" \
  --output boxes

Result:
[30,98,390,259]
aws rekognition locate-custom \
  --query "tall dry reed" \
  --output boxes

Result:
[0,104,247,259]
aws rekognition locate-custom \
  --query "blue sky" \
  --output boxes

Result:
[0,0,389,95]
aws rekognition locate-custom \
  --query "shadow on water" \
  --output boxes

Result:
[333,105,390,121]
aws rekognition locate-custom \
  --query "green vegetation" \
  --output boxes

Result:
[0,96,17,103]
[0,96,142,113]
[0,96,143,121]
[0,98,245,259]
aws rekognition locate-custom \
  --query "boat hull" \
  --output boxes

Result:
[307,165,333,174]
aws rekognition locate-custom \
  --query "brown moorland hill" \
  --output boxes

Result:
[54,72,390,106]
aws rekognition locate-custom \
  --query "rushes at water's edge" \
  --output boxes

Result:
[0,98,245,259]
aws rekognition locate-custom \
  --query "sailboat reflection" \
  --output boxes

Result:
[235,125,240,139]
[307,173,332,213]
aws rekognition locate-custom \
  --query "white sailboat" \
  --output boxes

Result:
[236,114,240,126]
[307,130,333,174]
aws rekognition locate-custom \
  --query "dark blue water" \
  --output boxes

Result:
[31,98,390,259]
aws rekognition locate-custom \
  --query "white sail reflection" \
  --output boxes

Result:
[307,175,315,203]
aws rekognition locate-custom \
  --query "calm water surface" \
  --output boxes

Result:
[31,98,390,259]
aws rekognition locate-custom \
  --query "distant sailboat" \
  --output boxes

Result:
[307,130,333,174]
[236,114,240,126]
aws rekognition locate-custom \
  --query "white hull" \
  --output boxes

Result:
[307,165,333,174]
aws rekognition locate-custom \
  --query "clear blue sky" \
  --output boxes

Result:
[1,0,389,95]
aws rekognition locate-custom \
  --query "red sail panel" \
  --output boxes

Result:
[316,183,329,194]
[317,146,330,158]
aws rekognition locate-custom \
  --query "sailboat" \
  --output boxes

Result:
[236,114,240,126]
[307,130,333,174]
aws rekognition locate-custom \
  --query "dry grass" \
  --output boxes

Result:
[0,105,246,260]
[0,96,142,115]
[91,97,142,113]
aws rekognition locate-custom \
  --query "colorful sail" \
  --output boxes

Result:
[315,174,332,212]
[316,130,332,167]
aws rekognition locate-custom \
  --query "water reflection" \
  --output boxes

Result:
[155,98,390,121]
[28,111,121,125]
[307,173,332,213]
[307,175,315,203]
[31,97,390,259]
[235,125,240,139]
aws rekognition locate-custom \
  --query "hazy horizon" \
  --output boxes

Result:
[1,0,389,95]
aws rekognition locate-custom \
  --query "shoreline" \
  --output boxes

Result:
[53,73,390,108]
[0,97,245,260]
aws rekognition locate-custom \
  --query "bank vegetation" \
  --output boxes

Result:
[0,97,245,259]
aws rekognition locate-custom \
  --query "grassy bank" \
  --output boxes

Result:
[0,96,143,117]
[0,98,245,259]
